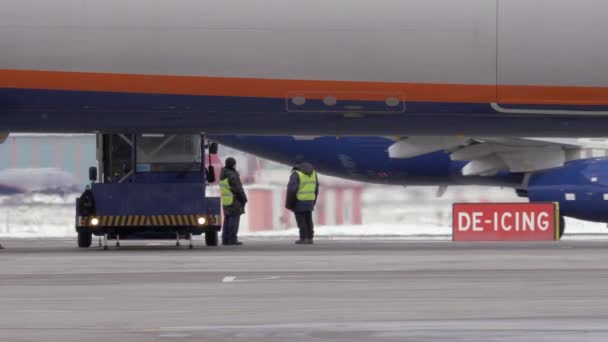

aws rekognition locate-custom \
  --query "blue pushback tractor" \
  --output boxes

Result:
[75,134,221,249]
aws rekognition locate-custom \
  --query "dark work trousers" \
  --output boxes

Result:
[222,215,241,244]
[294,211,314,240]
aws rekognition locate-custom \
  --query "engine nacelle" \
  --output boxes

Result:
[527,158,608,223]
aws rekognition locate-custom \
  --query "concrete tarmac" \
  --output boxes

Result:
[1,238,608,341]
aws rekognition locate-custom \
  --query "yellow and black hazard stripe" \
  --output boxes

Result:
[80,214,216,227]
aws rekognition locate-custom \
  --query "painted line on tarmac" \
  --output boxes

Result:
[221,274,369,284]
[221,276,236,283]
[222,275,280,283]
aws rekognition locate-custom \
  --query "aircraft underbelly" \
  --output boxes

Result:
[1,0,608,135]
[2,88,608,136]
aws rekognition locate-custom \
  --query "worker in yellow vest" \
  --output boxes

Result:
[220,157,248,246]
[285,158,319,244]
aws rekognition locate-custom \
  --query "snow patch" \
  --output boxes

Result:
[0,194,606,239]
[243,217,608,240]
[242,223,451,239]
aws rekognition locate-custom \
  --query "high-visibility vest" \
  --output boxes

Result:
[220,178,234,206]
[295,170,317,201]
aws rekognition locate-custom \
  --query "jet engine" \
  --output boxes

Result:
[525,158,608,224]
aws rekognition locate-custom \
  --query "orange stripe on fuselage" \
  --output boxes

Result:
[498,85,608,106]
[1,69,608,105]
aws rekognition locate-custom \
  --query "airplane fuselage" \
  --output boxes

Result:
[2,0,608,135]
[213,135,524,187]
[213,135,608,224]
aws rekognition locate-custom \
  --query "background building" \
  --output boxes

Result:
[0,134,96,186]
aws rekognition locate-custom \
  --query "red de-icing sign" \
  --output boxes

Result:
[452,203,559,241]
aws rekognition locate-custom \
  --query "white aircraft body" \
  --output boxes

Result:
[1,0,608,135]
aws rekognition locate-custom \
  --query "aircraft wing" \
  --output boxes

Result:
[388,136,608,176]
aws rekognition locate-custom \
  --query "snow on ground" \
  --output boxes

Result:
[0,193,607,239]
[242,218,608,241]
[0,194,608,240]
[241,224,451,240]
[0,204,76,238]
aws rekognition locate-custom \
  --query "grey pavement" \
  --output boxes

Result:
[1,238,608,341]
